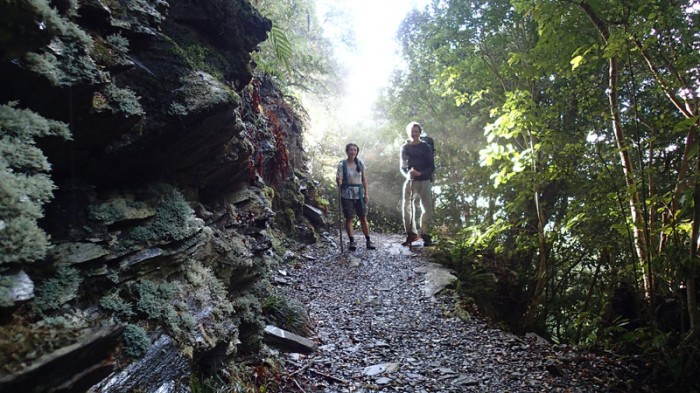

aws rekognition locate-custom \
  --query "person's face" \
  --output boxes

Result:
[346,145,358,158]
[410,125,421,141]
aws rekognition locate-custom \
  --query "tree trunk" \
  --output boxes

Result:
[522,130,550,328]
[522,189,549,328]
[608,56,651,296]
[688,134,700,336]
[577,3,652,297]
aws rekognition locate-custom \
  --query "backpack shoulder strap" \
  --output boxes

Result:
[356,158,364,173]
[341,159,348,187]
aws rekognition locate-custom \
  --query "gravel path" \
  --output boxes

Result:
[276,233,652,393]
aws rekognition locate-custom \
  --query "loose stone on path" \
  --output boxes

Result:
[276,233,651,392]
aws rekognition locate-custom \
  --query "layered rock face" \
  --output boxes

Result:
[0,0,322,391]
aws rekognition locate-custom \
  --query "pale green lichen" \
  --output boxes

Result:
[100,293,135,321]
[117,185,199,252]
[91,83,144,116]
[122,324,150,358]
[105,34,129,54]
[88,195,154,225]
[0,103,70,266]
[134,280,196,340]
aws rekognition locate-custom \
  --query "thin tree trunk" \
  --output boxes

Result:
[658,128,697,253]
[608,57,652,297]
[523,133,549,328]
[648,139,657,258]
[687,133,700,336]
[577,3,652,297]
[521,189,549,329]
[575,257,603,343]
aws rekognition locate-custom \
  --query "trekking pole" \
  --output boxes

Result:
[409,179,414,250]
[338,186,344,253]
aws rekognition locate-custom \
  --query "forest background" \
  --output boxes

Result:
[259,0,700,390]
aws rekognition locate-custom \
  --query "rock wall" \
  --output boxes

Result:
[0,0,323,391]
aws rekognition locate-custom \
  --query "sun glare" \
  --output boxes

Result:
[314,0,429,126]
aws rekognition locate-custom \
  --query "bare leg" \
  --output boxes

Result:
[359,216,370,236]
[345,217,355,238]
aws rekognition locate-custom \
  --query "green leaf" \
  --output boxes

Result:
[570,55,584,70]
[270,24,292,74]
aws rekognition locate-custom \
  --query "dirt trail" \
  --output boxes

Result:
[276,233,650,393]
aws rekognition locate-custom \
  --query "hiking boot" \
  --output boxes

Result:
[366,240,376,250]
[348,240,357,251]
[401,232,420,246]
[421,234,434,247]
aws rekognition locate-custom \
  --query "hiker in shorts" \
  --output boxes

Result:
[337,143,377,251]
[400,121,434,247]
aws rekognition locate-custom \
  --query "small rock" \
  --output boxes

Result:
[363,363,400,376]
[376,377,392,385]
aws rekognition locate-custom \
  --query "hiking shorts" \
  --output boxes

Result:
[341,197,366,218]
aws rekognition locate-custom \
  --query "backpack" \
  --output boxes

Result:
[420,135,435,154]
[420,135,435,181]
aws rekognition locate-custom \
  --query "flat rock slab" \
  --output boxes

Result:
[414,263,458,297]
[0,325,123,393]
[264,325,317,353]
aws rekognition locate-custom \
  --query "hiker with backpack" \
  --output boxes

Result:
[400,121,435,247]
[336,143,377,251]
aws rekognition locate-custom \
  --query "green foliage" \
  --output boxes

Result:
[118,185,198,251]
[12,0,101,86]
[269,24,292,74]
[91,84,145,116]
[262,294,311,336]
[169,40,226,81]
[100,293,135,321]
[377,0,700,387]
[232,294,263,326]
[134,280,197,339]
[231,293,265,351]
[251,0,338,96]
[122,324,150,358]
[105,34,129,54]
[88,196,153,225]
[189,358,283,393]
[0,103,70,265]
[1,0,88,64]
[136,280,177,319]
[32,266,81,315]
